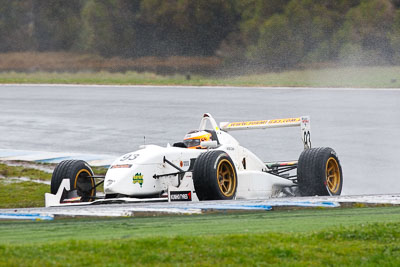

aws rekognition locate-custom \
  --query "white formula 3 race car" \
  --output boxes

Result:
[46,113,343,206]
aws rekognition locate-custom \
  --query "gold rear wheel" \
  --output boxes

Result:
[326,157,341,194]
[297,147,343,196]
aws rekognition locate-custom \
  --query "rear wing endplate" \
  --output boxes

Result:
[220,116,311,149]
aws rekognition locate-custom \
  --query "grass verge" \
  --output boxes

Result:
[0,162,51,208]
[0,180,48,208]
[0,207,400,266]
[0,162,52,181]
[0,66,400,87]
[0,162,107,208]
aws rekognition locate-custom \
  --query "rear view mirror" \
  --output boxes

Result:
[200,140,219,149]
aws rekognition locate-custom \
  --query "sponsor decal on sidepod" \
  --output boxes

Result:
[169,191,192,201]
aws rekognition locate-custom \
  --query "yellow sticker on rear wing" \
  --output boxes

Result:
[220,116,311,149]
[221,117,300,130]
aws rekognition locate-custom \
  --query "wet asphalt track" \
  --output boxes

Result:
[1,84,400,195]
[2,194,400,219]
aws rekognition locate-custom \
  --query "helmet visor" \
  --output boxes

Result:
[183,139,201,148]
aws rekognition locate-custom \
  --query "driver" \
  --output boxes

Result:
[183,130,212,149]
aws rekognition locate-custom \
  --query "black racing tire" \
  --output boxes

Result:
[193,150,237,200]
[51,160,96,201]
[297,147,343,196]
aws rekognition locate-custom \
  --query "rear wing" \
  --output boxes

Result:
[220,116,311,149]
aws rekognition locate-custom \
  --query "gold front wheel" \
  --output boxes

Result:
[193,151,238,200]
[51,160,96,202]
[217,159,236,198]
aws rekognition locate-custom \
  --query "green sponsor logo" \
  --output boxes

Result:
[133,173,144,187]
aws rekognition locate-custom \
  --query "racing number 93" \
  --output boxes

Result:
[120,153,139,161]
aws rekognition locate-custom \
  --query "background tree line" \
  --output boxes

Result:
[1,0,400,69]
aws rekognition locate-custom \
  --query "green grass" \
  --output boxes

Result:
[1,66,400,87]
[0,162,52,181]
[0,180,48,208]
[91,166,108,175]
[1,224,399,266]
[2,207,400,243]
[230,66,400,88]
[0,207,400,266]
[0,162,52,208]
[0,162,107,180]
[0,162,107,208]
